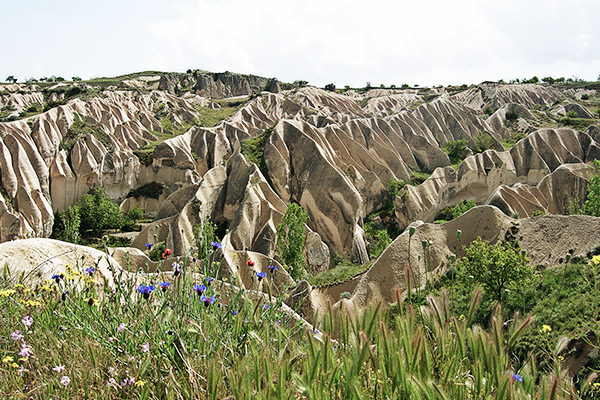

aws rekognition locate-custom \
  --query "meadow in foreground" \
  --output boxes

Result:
[0,244,599,399]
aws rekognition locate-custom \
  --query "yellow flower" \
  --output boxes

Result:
[20,299,43,307]
[2,356,14,364]
[10,363,18,369]
[590,255,600,266]
[0,289,16,297]
[135,380,146,387]
[541,325,552,333]
[40,285,54,292]
[15,284,25,289]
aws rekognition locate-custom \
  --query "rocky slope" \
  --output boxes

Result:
[0,73,599,304]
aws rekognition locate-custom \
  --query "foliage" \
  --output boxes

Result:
[125,206,143,224]
[0,261,581,399]
[126,182,164,200]
[148,241,167,262]
[559,116,595,130]
[364,220,392,259]
[241,126,273,167]
[324,83,336,91]
[457,237,532,302]
[566,110,579,118]
[442,138,468,164]
[193,218,218,265]
[51,206,81,243]
[503,132,527,149]
[435,200,477,222]
[571,159,600,216]
[309,260,371,286]
[195,105,241,127]
[78,187,123,232]
[276,203,308,280]
[483,106,495,116]
[386,178,406,213]
[473,131,495,153]
[505,110,519,121]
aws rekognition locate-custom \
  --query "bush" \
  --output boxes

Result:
[505,110,519,121]
[581,94,590,100]
[436,200,477,222]
[483,106,495,116]
[473,132,495,153]
[241,126,273,167]
[78,187,123,231]
[571,159,600,216]
[51,206,80,243]
[442,139,468,164]
[458,237,532,302]
[364,220,392,259]
[126,182,164,200]
[276,203,308,280]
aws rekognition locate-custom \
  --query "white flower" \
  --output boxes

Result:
[60,376,71,386]
[52,365,65,372]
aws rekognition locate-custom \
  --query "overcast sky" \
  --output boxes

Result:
[2,0,599,87]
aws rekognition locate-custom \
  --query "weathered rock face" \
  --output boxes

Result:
[395,128,600,229]
[159,71,270,99]
[350,206,600,307]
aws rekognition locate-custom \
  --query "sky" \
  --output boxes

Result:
[2,0,599,88]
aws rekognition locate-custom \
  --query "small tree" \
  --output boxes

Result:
[78,187,123,231]
[571,159,600,217]
[276,203,308,280]
[443,139,468,164]
[458,237,532,303]
[51,206,81,243]
[5,76,17,83]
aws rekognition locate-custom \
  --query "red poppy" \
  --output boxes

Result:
[246,259,255,267]
[162,248,172,259]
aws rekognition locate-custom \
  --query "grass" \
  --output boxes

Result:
[60,114,112,152]
[558,117,598,131]
[0,249,587,399]
[195,105,240,127]
[309,261,371,287]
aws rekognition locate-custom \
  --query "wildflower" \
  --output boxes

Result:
[0,289,16,297]
[11,330,24,341]
[40,284,53,292]
[200,294,216,307]
[87,297,98,306]
[85,267,95,276]
[263,304,271,310]
[204,277,214,286]
[17,365,25,377]
[141,342,150,353]
[246,259,255,267]
[2,356,13,364]
[541,325,552,333]
[117,323,126,332]
[22,299,43,307]
[61,291,68,301]
[121,377,135,387]
[108,378,118,388]
[162,248,172,259]
[255,271,267,281]
[22,316,33,330]
[193,284,206,295]
[159,282,171,292]
[60,375,71,386]
[211,241,222,250]
[135,380,146,387]
[11,363,18,368]
[137,284,155,300]
[268,265,278,274]
[172,262,182,277]
[145,243,153,251]
[231,310,238,315]
[52,365,65,372]
[19,342,33,358]
[590,255,600,266]
[512,373,523,382]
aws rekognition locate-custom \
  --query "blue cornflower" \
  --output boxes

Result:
[263,304,270,310]
[268,265,278,274]
[146,243,153,250]
[137,284,155,299]
[159,282,171,292]
[204,277,215,286]
[193,284,206,295]
[200,294,216,307]
[210,241,222,250]
[52,274,64,283]
[512,373,523,382]
[85,267,95,276]
[255,271,267,281]
[231,310,238,315]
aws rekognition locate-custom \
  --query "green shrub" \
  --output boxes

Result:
[364,220,392,259]
[505,110,519,120]
[473,131,495,153]
[571,159,600,216]
[241,126,273,166]
[276,203,308,280]
[78,187,123,231]
[148,241,167,261]
[566,110,578,118]
[483,106,495,116]
[51,206,80,243]
[436,200,477,221]
[60,114,112,153]
[442,139,468,164]
[581,94,590,100]
[457,237,532,302]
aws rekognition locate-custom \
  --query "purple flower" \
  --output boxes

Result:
[204,277,215,286]
[255,271,267,281]
[85,267,95,276]
[512,373,523,382]
[51,274,64,283]
[268,265,278,274]
[193,284,206,295]
[231,310,238,315]
[210,241,222,250]
[60,375,71,386]
[11,330,24,341]
[22,316,33,330]
[52,365,65,372]
[19,342,33,358]
[137,284,155,299]
[117,323,126,332]
[200,295,216,307]
[263,304,270,310]
[146,243,153,250]
[141,342,150,353]
[172,262,182,277]
[159,282,171,292]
